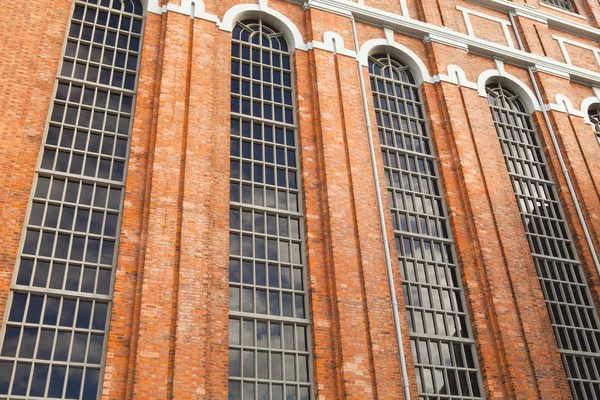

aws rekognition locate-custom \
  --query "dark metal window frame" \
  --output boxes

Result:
[228,19,314,400]
[541,0,577,13]
[0,0,145,398]
[369,53,485,400]
[487,81,600,399]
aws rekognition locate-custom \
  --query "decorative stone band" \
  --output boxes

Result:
[144,0,600,121]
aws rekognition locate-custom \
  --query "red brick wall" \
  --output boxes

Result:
[0,0,71,327]
[1,0,600,399]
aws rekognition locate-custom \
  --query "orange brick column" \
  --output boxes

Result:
[294,48,344,399]
[303,45,380,399]
[419,79,511,399]
[101,10,165,400]
[128,11,192,399]
[170,20,231,399]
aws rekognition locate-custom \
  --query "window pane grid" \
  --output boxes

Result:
[0,0,143,398]
[590,107,600,145]
[541,0,575,12]
[229,20,312,400]
[369,53,484,400]
[487,82,600,398]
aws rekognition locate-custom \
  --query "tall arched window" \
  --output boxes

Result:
[0,0,144,398]
[589,105,600,145]
[228,19,312,400]
[487,82,600,397]
[542,0,575,12]
[369,54,484,399]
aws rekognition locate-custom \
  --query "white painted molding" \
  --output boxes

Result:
[399,0,409,19]
[140,0,597,120]
[434,64,479,90]
[311,31,357,58]
[553,35,600,69]
[300,0,600,86]
[547,94,586,117]
[425,33,469,51]
[146,0,600,88]
[219,2,308,52]
[147,0,163,15]
[465,0,600,42]
[476,69,543,113]
[171,0,218,21]
[358,38,434,84]
[147,0,218,21]
[456,5,515,48]
[494,58,505,76]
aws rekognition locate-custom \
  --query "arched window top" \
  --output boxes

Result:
[232,20,289,53]
[486,82,528,114]
[589,104,600,124]
[85,0,144,15]
[368,53,416,85]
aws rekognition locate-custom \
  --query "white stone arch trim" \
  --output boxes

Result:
[435,64,478,90]
[477,69,542,113]
[581,95,600,125]
[147,0,163,15]
[547,94,586,118]
[218,2,307,52]
[147,0,218,21]
[359,35,434,85]
[311,31,357,58]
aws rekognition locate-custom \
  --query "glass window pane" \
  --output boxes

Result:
[0,1,145,396]
[369,53,483,399]
[228,19,312,395]
[487,82,600,396]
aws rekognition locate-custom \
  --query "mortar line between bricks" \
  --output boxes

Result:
[334,52,380,398]
[305,47,346,398]
[125,11,169,400]
[166,13,195,399]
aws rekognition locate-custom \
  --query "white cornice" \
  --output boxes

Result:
[301,0,600,86]
[144,0,600,118]
[465,0,600,42]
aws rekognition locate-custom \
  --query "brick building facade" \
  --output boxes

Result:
[1,0,600,398]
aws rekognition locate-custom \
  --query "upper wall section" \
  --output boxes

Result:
[145,0,600,119]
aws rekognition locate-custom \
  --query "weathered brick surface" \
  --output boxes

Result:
[0,0,71,327]
[2,0,600,399]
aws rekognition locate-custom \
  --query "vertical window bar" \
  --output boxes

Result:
[369,54,484,400]
[228,20,313,400]
[487,82,600,398]
[0,0,144,398]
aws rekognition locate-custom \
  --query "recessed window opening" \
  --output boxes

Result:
[487,82,600,398]
[228,19,313,400]
[589,105,600,145]
[0,0,144,398]
[369,53,484,400]
[541,0,576,13]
